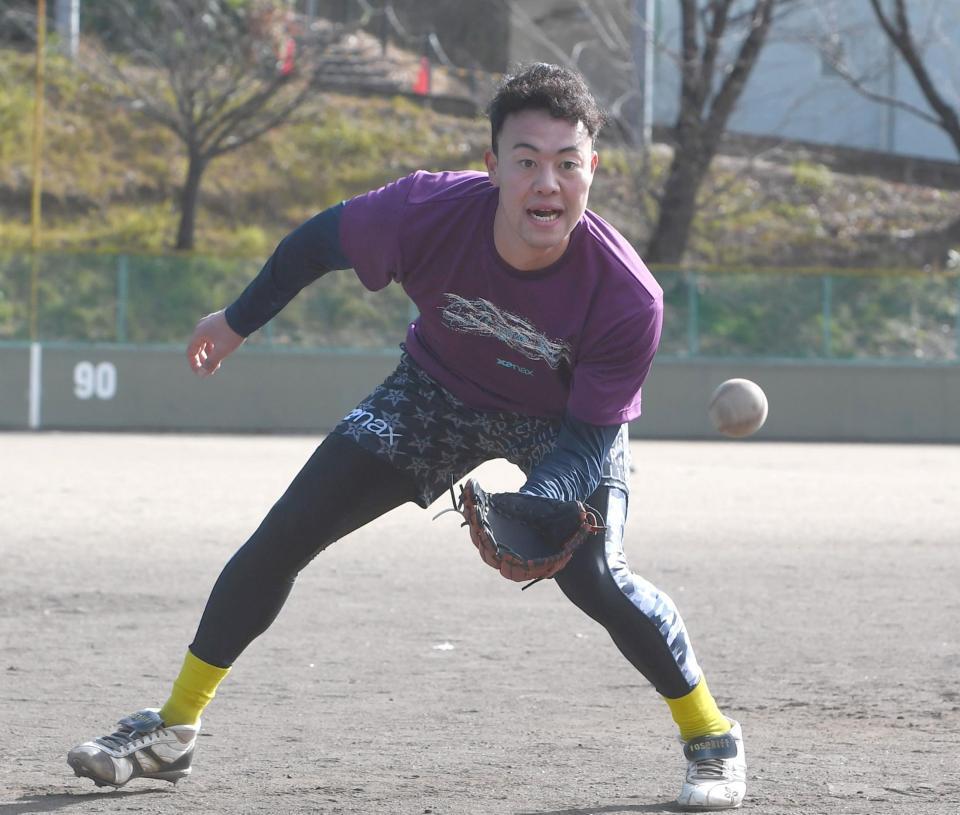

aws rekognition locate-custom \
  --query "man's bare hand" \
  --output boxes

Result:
[186,310,245,377]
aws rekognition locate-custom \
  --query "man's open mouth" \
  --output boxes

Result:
[528,208,562,223]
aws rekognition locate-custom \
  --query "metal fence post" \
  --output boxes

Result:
[29,252,40,341]
[686,270,700,356]
[955,274,960,362]
[116,254,128,343]
[822,274,833,357]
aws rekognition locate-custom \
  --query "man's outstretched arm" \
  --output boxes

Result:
[186,203,349,377]
[519,413,621,502]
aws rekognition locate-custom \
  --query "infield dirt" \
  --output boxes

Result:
[1,433,958,814]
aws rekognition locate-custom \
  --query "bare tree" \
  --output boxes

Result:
[645,0,777,264]
[810,1,959,152]
[867,0,960,153]
[868,0,960,259]
[497,1,795,263]
[81,1,352,250]
[811,0,960,261]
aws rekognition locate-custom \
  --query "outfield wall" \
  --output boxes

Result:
[1,344,958,442]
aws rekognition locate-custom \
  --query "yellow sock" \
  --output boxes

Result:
[663,676,730,741]
[158,650,231,727]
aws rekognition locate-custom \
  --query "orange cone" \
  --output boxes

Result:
[413,56,431,95]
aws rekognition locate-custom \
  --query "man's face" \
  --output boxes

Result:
[485,109,599,271]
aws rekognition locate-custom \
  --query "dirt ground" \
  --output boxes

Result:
[1,433,958,815]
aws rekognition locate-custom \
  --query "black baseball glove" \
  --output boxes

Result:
[448,479,604,585]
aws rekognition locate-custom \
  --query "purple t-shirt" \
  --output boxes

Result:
[339,170,662,425]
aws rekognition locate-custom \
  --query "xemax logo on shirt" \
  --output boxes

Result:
[497,358,534,376]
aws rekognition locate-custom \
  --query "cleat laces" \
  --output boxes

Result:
[95,726,141,751]
[690,757,728,779]
[94,712,162,751]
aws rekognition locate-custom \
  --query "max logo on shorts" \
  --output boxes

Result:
[342,408,402,445]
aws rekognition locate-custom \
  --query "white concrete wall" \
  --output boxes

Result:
[2,345,958,442]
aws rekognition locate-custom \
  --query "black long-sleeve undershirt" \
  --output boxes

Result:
[225,203,349,337]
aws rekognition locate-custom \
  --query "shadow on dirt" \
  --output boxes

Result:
[516,802,682,815]
[0,788,173,814]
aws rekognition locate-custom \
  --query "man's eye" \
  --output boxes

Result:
[519,159,535,168]
[561,161,579,171]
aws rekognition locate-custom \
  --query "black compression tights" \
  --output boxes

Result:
[554,487,695,698]
[190,435,693,697]
[190,434,417,667]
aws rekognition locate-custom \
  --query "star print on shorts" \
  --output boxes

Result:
[331,350,563,507]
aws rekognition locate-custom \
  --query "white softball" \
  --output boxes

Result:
[707,378,769,438]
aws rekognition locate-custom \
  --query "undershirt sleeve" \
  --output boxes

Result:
[519,413,621,502]
[224,203,349,337]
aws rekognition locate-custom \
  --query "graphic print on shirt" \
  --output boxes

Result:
[439,293,572,370]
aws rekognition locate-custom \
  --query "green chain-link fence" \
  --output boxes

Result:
[0,252,414,350]
[657,268,960,361]
[1,252,958,361]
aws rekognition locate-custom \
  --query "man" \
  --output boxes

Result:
[68,63,746,810]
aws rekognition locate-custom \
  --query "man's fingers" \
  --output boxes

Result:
[186,311,242,378]
[187,337,219,376]
[202,351,221,373]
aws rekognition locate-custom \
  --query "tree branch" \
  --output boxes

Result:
[679,0,705,128]
[705,0,775,138]
[868,0,960,152]
[697,0,733,109]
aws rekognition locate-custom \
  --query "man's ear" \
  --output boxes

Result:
[590,150,599,174]
[484,149,500,186]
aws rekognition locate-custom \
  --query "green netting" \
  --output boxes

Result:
[656,269,958,361]
[0,252,413,350]
[1,253,957,361]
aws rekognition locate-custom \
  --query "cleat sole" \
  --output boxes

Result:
[67,756,120,789]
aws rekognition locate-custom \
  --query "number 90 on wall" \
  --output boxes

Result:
[73,361,118,400]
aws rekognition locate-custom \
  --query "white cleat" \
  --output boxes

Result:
[676,719,746,810]
[67,709,198,788]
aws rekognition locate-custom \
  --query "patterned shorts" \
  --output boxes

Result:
[331,351,630,508]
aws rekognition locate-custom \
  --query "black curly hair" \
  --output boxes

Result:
[486,63,607,155]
